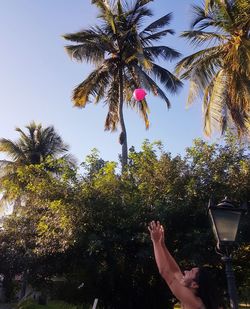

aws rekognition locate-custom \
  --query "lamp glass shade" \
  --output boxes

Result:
[209,209,241,243]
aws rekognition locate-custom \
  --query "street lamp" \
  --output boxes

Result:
[208,197,246,309]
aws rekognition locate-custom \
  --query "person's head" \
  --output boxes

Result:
[180,267,200,289]
[181,266,219,309]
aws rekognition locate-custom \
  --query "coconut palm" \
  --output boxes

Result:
[63,0,182,170]
[0,122,70,166]
[204,0,226,12]
[0,122,72,207]
[0,123,73,297]
[176,0,250,136]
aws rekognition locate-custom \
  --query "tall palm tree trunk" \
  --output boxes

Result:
[118,68,128,171]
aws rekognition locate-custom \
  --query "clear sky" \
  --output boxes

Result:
[0,0,215,164]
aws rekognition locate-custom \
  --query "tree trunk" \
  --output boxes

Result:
[118,68,128,171]
[20,269,28,300]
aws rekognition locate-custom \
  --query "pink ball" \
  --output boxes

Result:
[133,88,147,101]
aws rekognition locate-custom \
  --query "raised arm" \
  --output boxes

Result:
[148,221,203,309]
[148,221,182,285]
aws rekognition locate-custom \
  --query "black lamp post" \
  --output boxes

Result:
[208,197,246,309]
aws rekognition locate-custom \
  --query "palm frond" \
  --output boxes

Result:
[180,30,228,46]
[129,97,150,128]
[130,7,153,28]
[177,47,224,106]
[150,63,183,94]
[73,60,115,107]
[134,43,154,70]
[191,4,227,31]
[142,13,173,33]
[0,160,15,180]
[136,99,150,128]
[205,0,214,13]
[86,1,118,35]
[233,0,250,29]
[123,68,140,101]
[133,64,171,108]
[104,74,119,131]
[202,70,227,136]
[62,28,102,43]
[186,80,201,107]
[92,0,116,32]
[64,42,106,64]
[190,4,212,29]
[175,46,223,79]
[191,3,234,32]
[204,0,226,13]
[178,0,250,137]
[203,68,249,136]
[226,72,250,131]
[0,139,25,162]
[91,0,110,11]
[16,126,36,150]
[144,46,181,61]
[39,126,69,157]
[117,0,123,17]
[142,29,174,42]
[126,0,153,27]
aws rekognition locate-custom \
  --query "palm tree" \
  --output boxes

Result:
[175,0,250,137]
[0,122,73,298]
[0,122,72,206]
[0,121,70,165]
[63,0,182,170]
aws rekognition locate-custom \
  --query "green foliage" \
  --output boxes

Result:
[0,134,250,308]
[0,160,80,255]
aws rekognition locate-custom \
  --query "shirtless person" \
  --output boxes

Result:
[148,221,218,309]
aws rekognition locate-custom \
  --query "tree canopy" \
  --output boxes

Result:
[0,134,249,308]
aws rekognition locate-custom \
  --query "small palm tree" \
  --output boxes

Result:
[0,121,70,166]
[0,122,72,206]
[176,0,250,136]
[0,123,73,297]
[63,0,182,170]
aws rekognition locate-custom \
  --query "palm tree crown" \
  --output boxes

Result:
[63,0,182,169]
[0,122,72,208]
[0,122,69,167]
[176,0,250,136]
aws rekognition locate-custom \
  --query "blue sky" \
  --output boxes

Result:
[0,0,216,164]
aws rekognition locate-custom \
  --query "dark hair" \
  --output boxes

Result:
[196,267,219,309]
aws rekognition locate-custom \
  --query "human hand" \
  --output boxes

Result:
[148,221,165,244]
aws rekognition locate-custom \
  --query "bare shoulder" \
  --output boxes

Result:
[182,298,205,309]
[167,278,198,304]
